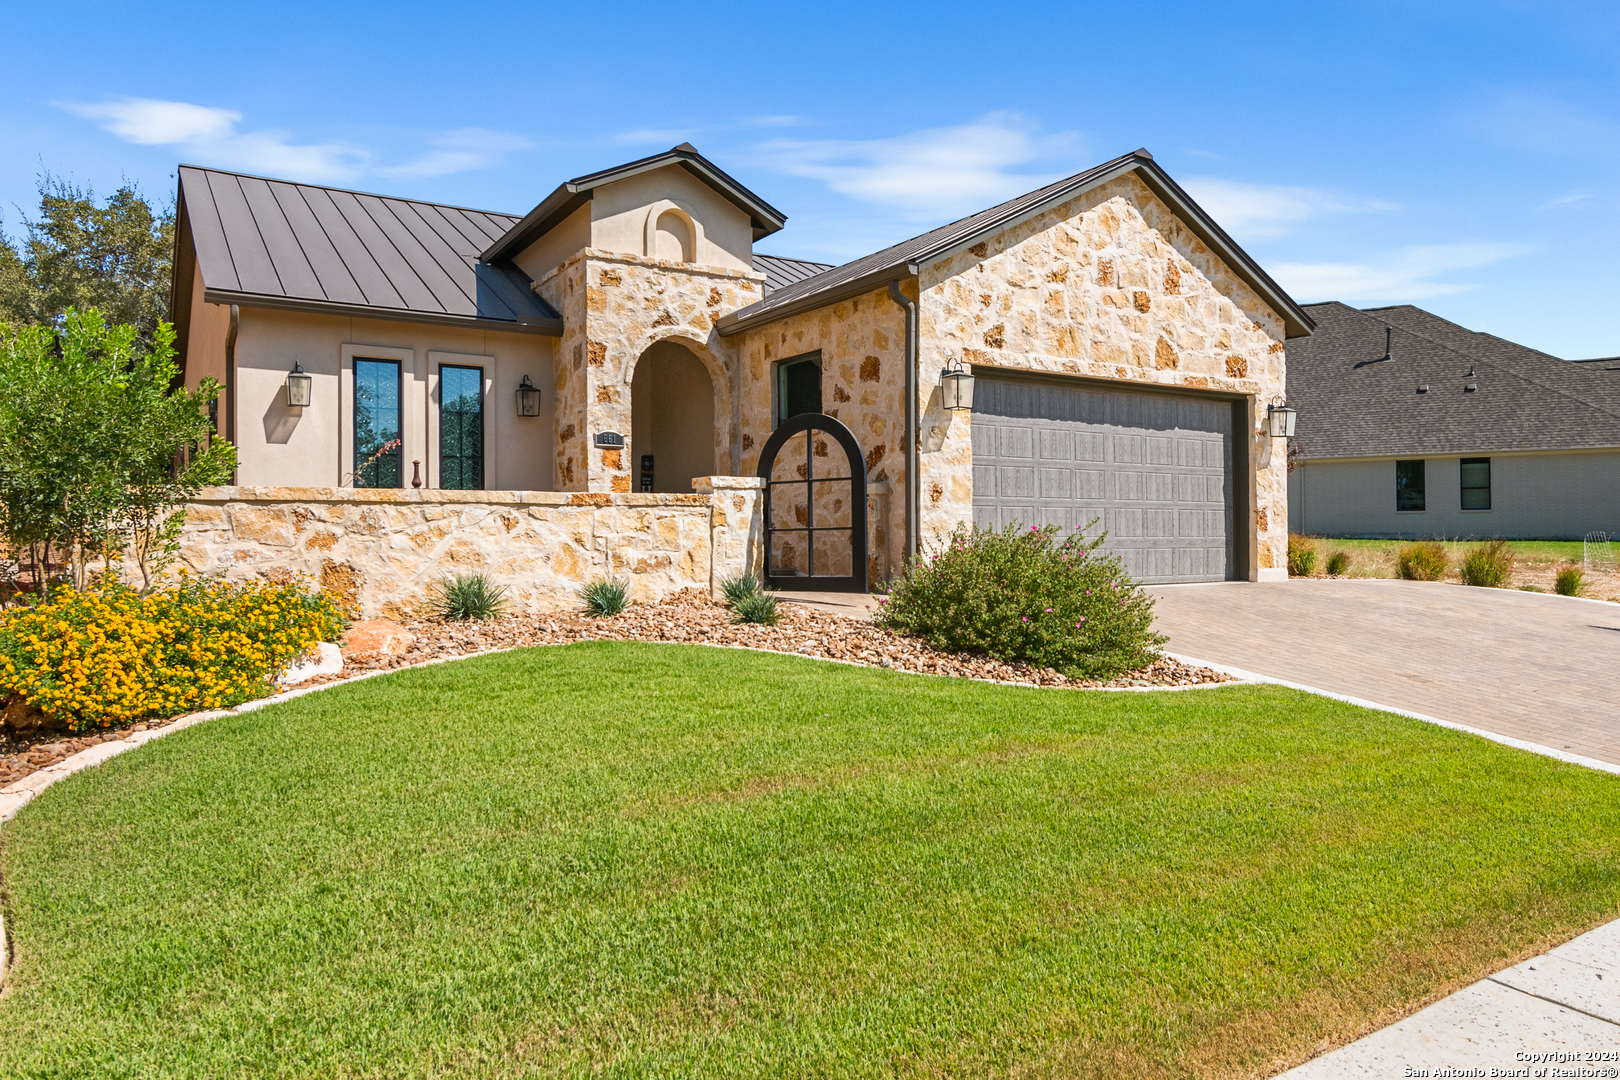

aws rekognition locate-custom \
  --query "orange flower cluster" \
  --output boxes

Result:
[0,576,347,730]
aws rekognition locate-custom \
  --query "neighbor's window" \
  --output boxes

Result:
[775,353,822,427]
[439,364,484,490]
[1396,459,1425,512]
[1460,457,1492,510]
[353,358,402,488]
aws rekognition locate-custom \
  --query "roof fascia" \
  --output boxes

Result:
[202,289,563,337]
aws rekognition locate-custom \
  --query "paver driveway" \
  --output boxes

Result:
[1148,578,1620,766]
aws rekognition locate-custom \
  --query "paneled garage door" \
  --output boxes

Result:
[971,376,1235,583]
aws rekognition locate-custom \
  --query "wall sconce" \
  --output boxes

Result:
[940,355,975,412]
[516,374,542,416]
[1266,397,1297,437]
[285,361,312,408]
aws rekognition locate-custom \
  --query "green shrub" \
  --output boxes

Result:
[874,521,1165,680]
[1287,535,1318,577]
[719,573,762,609]
[1397,542,1449,581]
[580,577,629,617]
[430,573,508,621]
[731,592,780,626]
[1325,551,1351,576]
[1556,565,1585,597]
[1459,539,1514,588]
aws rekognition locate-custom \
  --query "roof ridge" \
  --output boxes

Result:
[176,163,523,223]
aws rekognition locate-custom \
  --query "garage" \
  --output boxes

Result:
[970,375,1240,584]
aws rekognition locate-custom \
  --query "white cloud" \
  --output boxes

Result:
[1537,190,1591,212]
[1180,177,1397,239]
[1272,242,1529,302]
[59,97,529,184]
[756,113,1081,220]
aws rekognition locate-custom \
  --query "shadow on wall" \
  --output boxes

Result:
[262,393,301,445]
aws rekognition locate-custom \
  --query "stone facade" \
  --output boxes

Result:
[168,480,764,619]
[916,172,1289,573]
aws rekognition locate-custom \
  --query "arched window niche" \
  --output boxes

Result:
[644,201,700,264]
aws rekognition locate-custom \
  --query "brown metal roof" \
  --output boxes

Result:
[752,253,834,294]
[178,165,561,334]
[716,149,1315,340]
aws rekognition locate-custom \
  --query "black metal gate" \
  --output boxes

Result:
[756,413,867,592]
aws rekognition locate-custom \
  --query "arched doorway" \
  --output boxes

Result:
[756,413,868,592]
[630,340,715,493]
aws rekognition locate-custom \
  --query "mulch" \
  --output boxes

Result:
[1,591,1231,789]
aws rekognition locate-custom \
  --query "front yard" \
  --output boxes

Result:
[1297,537,1620,598]
[3,643,1620,1077]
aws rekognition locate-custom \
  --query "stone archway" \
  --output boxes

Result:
[630,339,715,493]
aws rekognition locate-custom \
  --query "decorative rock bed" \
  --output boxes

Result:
[1,591,1230,788]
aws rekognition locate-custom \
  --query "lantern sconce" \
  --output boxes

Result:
[1266,396,1297,438]
[285,360,313,408]
[516,374,542,417]
[940,355,975,412]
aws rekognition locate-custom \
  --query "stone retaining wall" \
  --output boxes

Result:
[170,478,765,618]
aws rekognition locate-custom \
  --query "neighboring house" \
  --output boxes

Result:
[170,144,1311,611]
[1286,302,1620,540]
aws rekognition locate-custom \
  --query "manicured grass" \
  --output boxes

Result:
[3,643,1620,1077]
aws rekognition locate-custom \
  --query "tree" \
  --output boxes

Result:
[0,310,235,595]
[0,175,174,338]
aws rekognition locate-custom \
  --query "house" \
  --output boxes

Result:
[1285,302,1620,539]
[168,145,1311,615]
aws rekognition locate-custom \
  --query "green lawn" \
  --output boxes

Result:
[3,643,1620,1078]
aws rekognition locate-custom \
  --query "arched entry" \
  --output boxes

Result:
[756,413,868,592]
[630,340,715,493]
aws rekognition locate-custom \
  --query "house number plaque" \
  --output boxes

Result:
[594,431,625,448]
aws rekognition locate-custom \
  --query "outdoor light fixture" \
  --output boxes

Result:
[939,355,975,412]
[1266,397,1297,438]
[285,361,312,408]
[515,374,542,416]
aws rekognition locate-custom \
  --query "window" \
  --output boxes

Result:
[353,358,402,488]
[439,365,484,490]
[775,353,821,428]
[1396,459,1425,512]
[1460,457,1491,510]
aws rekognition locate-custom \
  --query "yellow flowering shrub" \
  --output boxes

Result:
[0,576,347,730]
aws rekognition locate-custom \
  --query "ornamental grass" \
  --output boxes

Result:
[0,576,347,730]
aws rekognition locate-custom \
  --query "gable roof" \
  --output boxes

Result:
[716,149,1315,339]
[1286,302,1620,459]
[752,253,835,294]
[481,144,787,263]
[178,165,561,334]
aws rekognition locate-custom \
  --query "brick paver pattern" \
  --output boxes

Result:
[1149,578,1620,766]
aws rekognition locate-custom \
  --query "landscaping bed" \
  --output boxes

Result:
[1291,537,1620,600]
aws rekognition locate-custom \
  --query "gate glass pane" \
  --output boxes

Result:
[354,359,402,488]
[440,365,484,490]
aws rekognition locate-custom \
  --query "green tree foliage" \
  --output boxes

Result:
[0,310,235,594]
[0,175,174,337]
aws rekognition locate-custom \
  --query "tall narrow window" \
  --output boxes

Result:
[1460,457,1491,510]
[439,365,484,490]
[775,353,822,428]
[1396,459,1425,511]
[353,358,402,488]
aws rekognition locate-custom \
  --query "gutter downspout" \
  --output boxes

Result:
[887,278,919,563]
[225,304,240,483]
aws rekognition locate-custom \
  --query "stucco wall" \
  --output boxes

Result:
[589,169,755,271]
[183,260,231,428]
[230,308,554,490]
[918,172,1289,576]
[169,479,765,618]
[1288,451,1620,539]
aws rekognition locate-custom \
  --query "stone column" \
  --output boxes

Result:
[693,475,766,595]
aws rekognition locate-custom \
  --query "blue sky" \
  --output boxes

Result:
[4,0,1617,358]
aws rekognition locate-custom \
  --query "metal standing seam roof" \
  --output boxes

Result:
[1285,302,1620,459]
[178,165,561,334]
[716,149,1316,340]
[751,253,835,294]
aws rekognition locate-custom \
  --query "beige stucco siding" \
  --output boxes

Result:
[918,172,1289,573]
[183,259,232,427]
[511,203,590,285]
[588,169,755,271]
[230,308,554,489]
[1288,451,1620,539]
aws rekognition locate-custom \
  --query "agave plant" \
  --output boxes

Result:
[730,591,780,626]
[580,577,630,617]
[719,572,762,609]
[431,573,509,621]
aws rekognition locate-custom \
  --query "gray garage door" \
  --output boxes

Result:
[971,376,1234,583]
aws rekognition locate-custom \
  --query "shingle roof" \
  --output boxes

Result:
[1286,302,1620,459]
[716,149,1315,339]
[751,253,834,294]
[178,165,561,334]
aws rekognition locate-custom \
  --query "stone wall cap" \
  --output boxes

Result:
[194,487,716,508]
[692,476,767,492]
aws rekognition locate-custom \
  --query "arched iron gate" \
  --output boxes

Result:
[755,413,868,592]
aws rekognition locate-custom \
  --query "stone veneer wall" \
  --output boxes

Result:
[168,478,764,619]
[917,172,1290,574]
[533,249,763,493]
